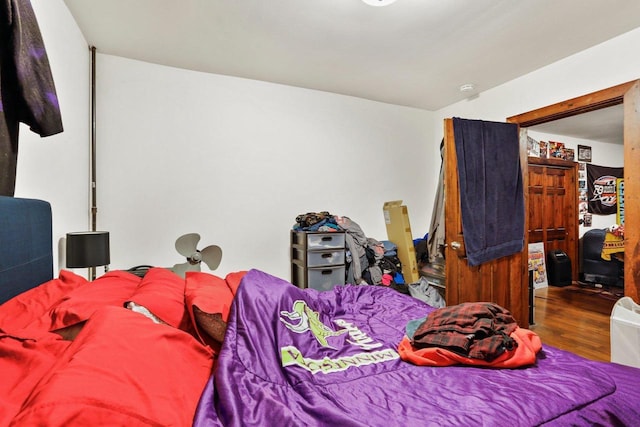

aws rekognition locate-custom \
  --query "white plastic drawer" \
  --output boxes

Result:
[307,266,345,291]
[306,250,345,267]
[306,233,345,250]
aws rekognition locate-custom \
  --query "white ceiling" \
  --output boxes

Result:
[530,104,624,145]
[62,0,640,112]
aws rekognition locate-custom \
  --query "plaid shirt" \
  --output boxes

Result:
[411,302,518,361]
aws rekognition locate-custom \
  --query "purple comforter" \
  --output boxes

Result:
[194,270,640,426]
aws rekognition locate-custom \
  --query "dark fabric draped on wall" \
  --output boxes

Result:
[587,163,623,215]
[0,0,63,196]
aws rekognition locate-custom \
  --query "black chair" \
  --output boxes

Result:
[579,228,623,287]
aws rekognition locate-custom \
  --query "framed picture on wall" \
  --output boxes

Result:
[565,148,575,161]
[578,145,592,162]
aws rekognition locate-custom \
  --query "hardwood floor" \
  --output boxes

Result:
[529,283,624,362]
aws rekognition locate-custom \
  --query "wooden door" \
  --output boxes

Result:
[444,119,530,327]
[527,158,579,281]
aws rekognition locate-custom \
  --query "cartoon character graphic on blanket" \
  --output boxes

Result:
[279,299,399,374]
[279,300,348,348]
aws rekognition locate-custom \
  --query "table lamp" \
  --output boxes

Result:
[66,231,110,280]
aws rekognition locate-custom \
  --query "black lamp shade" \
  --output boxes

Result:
[66,231,110,268]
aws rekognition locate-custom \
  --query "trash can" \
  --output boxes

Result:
[610,296,640,368]
[546,250,572,287]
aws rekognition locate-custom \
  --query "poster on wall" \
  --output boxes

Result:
[528,242,548,289]
[578,162,586,179]
[548,141,565,159]
[579,201,588,215]
[539,141,548,158]
[617,178,625,225]
[565,148,575,161]
[587,164,623,215]
[527,136,540,157]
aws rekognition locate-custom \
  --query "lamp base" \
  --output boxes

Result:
[89,265,109,281]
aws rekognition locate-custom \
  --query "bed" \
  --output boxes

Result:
[2,196,640,426]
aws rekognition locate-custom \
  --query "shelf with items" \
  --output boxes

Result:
[528,156,576,167]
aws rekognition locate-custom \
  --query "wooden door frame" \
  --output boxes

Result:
[507,80,640,302]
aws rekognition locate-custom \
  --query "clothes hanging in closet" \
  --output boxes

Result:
[428,139,445,264]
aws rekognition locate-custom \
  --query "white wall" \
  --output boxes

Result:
[434,27,640,133]
[14,2,640,281]
[14,0,90,271]
[95,56,435,279]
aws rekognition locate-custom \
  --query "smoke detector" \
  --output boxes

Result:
[362,0,397,6]
[460,83,476,93]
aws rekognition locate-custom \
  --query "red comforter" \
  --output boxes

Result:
[0,268,239,426]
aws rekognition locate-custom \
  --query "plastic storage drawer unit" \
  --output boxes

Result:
[306,250,345,267]
[291,231,346,291]
[294,265,346,292]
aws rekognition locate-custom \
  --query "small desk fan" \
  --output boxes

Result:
[171,233,222,278]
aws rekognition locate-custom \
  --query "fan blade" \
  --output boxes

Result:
[200,245,222,270]
[171,261,201,278]
[175,233,200,258]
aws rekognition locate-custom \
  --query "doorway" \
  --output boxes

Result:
[507,79,640,303]
[441,81,639,329]
[527,156,579,284]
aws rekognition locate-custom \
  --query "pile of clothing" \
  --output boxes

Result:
[293,212,402,286]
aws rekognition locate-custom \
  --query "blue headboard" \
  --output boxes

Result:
[0,196,53,304]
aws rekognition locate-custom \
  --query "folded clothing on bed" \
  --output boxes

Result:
[400,301,542,367]
[399,326,541,368]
